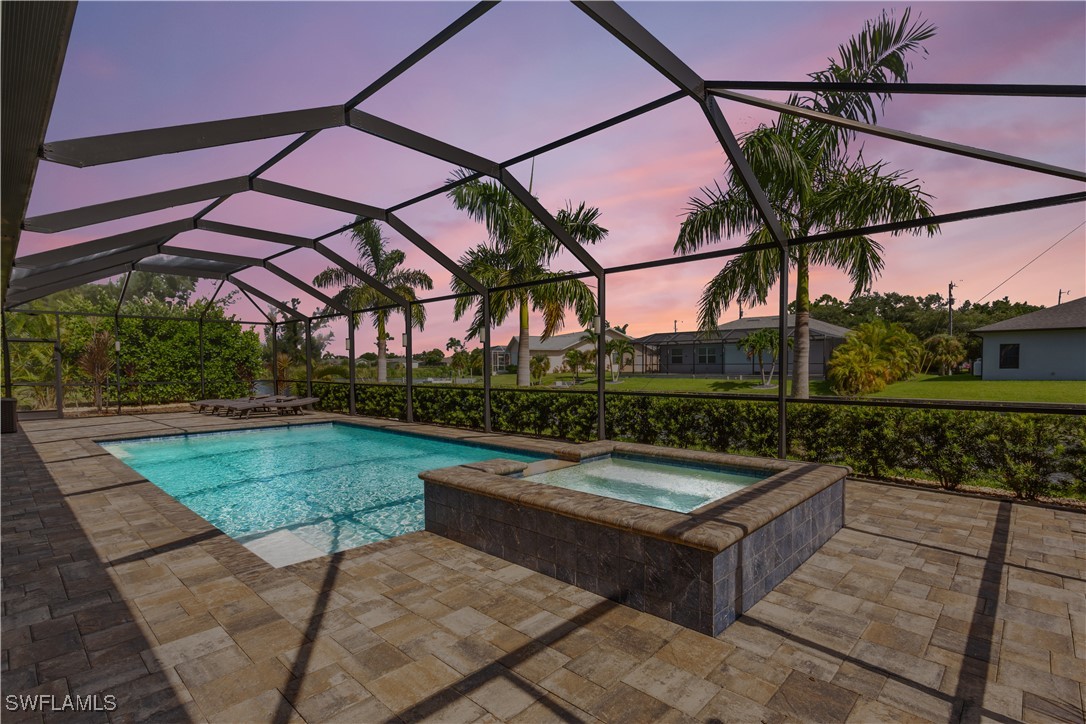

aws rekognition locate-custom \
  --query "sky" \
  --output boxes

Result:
[18,1,1086,356]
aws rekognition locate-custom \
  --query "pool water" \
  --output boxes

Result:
[524,455,768,513]
[102,423,541,554]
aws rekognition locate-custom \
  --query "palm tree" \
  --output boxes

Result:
[563,349,593,384]
[675,9,938,399]
[827,319,922,395]
[447,171,608,387]
[606,337,635,382]
[529,354,550,385]
[924,333,965,375]
[313,218,433,383]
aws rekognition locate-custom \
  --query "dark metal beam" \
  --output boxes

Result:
[385,212,486,294]
[502,90,688,168]
[706,80,1086,97]
[23,177,250,233]
[265,261,348,314]
[2,1,77,305]
[196,219,314,248]
[498,169,605,275]
[5,263,130,307]
[161,246,260,268]
[133,262,231,280]
[348,110,501,176]
[702,97,790,248]
[251,178,386,220]
[200,278,226,320]
[228,276,306,321]
[13,219,193,269]
[345,2,499,109]
[573,1,704,99]
[9,244,162,290]
[41,107,345,168]
[311,241,406,306]
[712,89,1086,183]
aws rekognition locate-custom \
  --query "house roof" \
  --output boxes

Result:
[973,296,1086,333]
[505,328,634,353]
[636,315,851,345]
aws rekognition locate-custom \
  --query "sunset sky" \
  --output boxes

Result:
[19,1,1086,356]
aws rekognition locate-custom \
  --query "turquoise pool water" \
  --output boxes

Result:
[525,455,768,513]
[102,423,541,553]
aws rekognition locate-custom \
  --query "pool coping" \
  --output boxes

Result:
[420,441,850,554]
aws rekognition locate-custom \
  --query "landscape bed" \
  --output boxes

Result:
[421,441,848,635]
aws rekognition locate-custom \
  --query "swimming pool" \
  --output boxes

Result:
[101,423,542,557]
[523,455,768,513]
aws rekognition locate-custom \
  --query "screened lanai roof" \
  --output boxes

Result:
[4,0,1084,319]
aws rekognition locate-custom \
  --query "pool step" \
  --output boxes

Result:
[240,528,326,568]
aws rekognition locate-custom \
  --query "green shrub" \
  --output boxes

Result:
[898,410,981,489]
[980,414,1079,499]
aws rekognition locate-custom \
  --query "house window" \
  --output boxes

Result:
[999,343,1020,369]
[696,346,718,365]
[669,348,684,364]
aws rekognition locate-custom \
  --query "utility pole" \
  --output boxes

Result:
[738,301,744,319]
[948,281,956,336]
[1058,288,1070,305]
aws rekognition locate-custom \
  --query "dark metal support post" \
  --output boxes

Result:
[404,304,413,423]
[51,314,63,418]
[270,322,278,395]
[2,312,12,398]
[778,249,789,459]
[597,274,607,441]
[199,318,206,398]
[483,291,492,432]
[113,319,123,416]
[348,319,356,416]
[305,319,313,398]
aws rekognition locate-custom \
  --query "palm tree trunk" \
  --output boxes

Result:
[792,248,811,399]
[517,300,530,387]
[376,315,388,383]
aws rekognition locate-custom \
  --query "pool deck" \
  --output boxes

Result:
[2,411,1083,722]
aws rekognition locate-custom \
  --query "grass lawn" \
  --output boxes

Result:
[482,372,1082,403]
[869,373,1086,404]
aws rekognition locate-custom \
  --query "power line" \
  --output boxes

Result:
[976,220,1086,303]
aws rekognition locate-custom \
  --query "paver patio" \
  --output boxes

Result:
[2,412,1083,722]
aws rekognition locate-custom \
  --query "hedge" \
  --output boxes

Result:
[310,383,1085,500]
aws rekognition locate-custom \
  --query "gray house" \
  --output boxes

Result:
[637,315,850,377]
[973,297,1086,380]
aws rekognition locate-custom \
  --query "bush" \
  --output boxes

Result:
[898,410,981,490]
[980,414,1068,499]
[313,382,1085,498]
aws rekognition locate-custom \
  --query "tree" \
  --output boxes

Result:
[529,354,550,385]
[447,170,607,387]
[467,348,483,377]
[313,218,433,383]
[78,330,113,410]
[738,328,790,385]
[414,348,446,366]
[580,326,610,380]
[675,9,938,399]
[827,319,922,396]
[606,337,634,382]
[563,349,594,383]
[924,334,966,375]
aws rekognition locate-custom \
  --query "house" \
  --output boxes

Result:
[973,297,1086,380]
[636,315,850,377]
[503,329,648,373]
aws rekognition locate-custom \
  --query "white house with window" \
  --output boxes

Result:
[973,297,1086,380]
